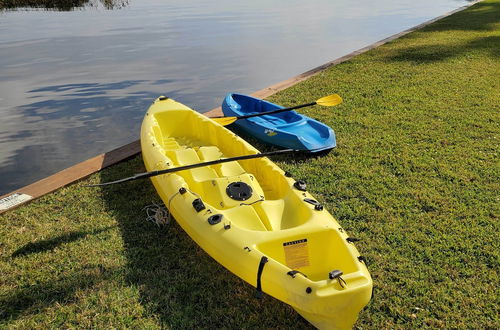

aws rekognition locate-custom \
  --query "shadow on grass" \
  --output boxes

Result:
[226,123,333,159]
[386,36,500,64]
[97,156,312,328]
[0,266,115,321]
[384,1,500,64]
[425,0,500,32]
[11,226,116,258]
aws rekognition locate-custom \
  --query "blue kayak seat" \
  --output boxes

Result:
[249,114,305,128]
[247,116,269,125]
[274,118,307,128]
[260,115,284,125]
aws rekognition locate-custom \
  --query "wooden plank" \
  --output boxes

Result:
[0,140,141,214]
[0,0,481,215]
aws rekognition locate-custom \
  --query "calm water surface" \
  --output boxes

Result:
[0,0,471,194]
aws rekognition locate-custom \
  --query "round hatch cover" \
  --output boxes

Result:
[226,181,253,201]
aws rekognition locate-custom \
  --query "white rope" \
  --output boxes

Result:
[143,202,170,227]
[143,187,201,227]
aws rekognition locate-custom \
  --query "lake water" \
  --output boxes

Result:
[0,0,471,195]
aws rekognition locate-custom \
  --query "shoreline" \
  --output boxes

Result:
[0,0,482,214]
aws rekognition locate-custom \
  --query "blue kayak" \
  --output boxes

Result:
[221,93,336,152]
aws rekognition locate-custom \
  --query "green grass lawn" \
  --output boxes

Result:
[1,0,499,328]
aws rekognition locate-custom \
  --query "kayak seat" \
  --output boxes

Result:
[247,116,271,125]
[260,115,287,126]
[248,113,305,128]
[166,148,218,183]
[165,148,199,165]
[162,137,181,150]
[274,118,307,128]
[217,163,246,177]
[197,146,246,177]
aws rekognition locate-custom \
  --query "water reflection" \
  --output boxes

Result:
[1,0,128,11]
[0,80,174,193]
[0,0,472,195]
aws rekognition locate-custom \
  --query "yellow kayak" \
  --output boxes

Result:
[140,96,372,329]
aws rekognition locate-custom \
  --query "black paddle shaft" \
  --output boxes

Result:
[212,101,317,121]
[87,148,296,187]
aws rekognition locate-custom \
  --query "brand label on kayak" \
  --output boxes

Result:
[0,193,32,211]
[264,129,277,137]
[283,238,310,269]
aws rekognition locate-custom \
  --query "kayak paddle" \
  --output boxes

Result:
[212,94,342,126]
[87,148,298,187]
